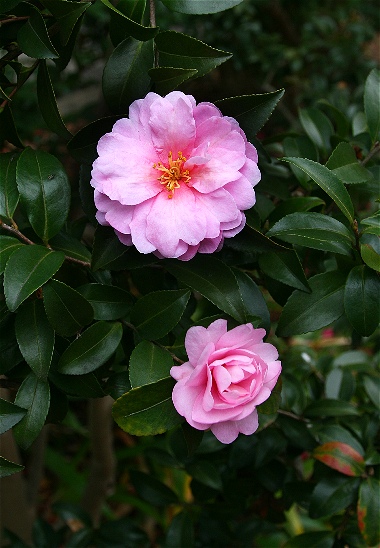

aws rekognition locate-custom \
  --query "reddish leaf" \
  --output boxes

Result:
[357,478,380,547]
[313,441,365,477]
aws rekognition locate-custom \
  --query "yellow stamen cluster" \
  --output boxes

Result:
[153,151,191,198]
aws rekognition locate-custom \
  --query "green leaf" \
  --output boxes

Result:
[37,61,72,140]
[364,68,380,144]
[112,377,182,435]
[160,0,243,13]
[259,250,310,292]
[0,104,24,149]
[49,370,105,398]
[15,299,54,379]
[309,475,360,519]
[164,255,246,323]
[326,142,373,185]
[103,37,153,114]
[77,283,133,320]
[155,31,231,80]
[4,245,65,312]
[282,157,354,222]
[0,456,24,479]
[299,107,334,155]
[232,268,270,332]
[0,152,19,220]
[277,270,347,337]
[50,232,91,263]
[100,0,158,42]
[148,66,197,95]
[16,148,71,241]
[42,279,94,337]
[304,399,359,418]
[317,99,350,139]
[186,461,222,490]
[109,0,146,46]
[284,531,334,548]
[17,5,58,59]
[344,265,380,337]
[216,89,285,140]
[129,340,173,388]
[57,321,123,375]
[267,212,354,256]
[0,397,27,434]
[358,478,380,546]
[130,469,178,506]
[313,442,365,477]
[0,236,23,275]
[361,210,380,228]
[130,289,190,340]
[360,234,380,272]
[165,512,194,548]
[91,226,129,271]
[282,135,319,186]
[39,0,91,45]
[363,376,380,409]
[257,378,282,415]
[67,115,121,164]
[0,0,23,11]
[13,372,50,449]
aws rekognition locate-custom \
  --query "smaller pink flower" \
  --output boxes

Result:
[170,319,281,444]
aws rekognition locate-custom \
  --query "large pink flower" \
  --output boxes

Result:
[170,319,281,444]
[91,92,260,260]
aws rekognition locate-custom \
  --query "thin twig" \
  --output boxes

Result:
[0,59,39,109]
[361,141,380,166]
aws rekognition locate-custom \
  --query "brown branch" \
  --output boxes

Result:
[0,15,53,26]
[361,141,380,166]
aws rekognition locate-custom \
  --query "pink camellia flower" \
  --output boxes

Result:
[170,319,281,444]
[90,91,260,260]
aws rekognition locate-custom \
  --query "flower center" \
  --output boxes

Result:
[153,151,191,199]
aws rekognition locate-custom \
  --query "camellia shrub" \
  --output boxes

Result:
[0,0,379,546]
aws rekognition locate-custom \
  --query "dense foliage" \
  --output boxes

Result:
[0,0,379,546]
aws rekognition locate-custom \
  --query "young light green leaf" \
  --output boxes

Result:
[15,299,54,379]
[112,377,182,436]
[160,0,243,14]
[267,212,354,255]
[16,148,71,242]
[364,68,380,144]
[0,236,23,275]
[0,152,19,220]
[57,321,123,375]
[282,158,354,222]
[129,341,173,388]
[130,289,190,340]
[344,265,380,336]
[13,372,50,450]
[0,456,24,479]
[43,279,94,337]
[37,61,72,140]
[0,397,27,435]
[277,270,347,337]
[4,245,65,312]
[17,7,58,59]
[155,31,231,80]
[103,37,153,113]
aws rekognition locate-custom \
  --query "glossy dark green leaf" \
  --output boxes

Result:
[15,299,54,378]
[304,399,359,418]
[4,245,65,312]
[360,234,380,272]
[16,148,71,241]
[364,68,380,144]
[232,267,270,331]
[0,104,24,149]
[267,212,354,256]
[0,236,23,275]
[129,340,173,388]
[109,0,146,45]
[310,475,360,519]
[165,512,194,548]
[57,321,122,374]
[358,478,380,546]
[160,0,243,13]
[0,314,23,374]
[0,152,19,220]
[277,271,346,336]
[130,469,178,506]
[186,461,222,490]
[316,425,364,456]
[259,250,310,292]
[344,265,380,336]
[165,255,246,323]
[130,289,190,340]
[112,377,182,435]
[67,115,121,164]
[282,158,354,222]
[0,0,22,11]
[148,66,197,95]
[216,89,285,140]
[299,107,333,155]
[0,397,27,434]
[268,197,325,226]
[49,371,105,398]
[91,226,129,270]
[155,31,231,80]
[284,531,334,548]
[101,0,158,42]
[13,372,50,449]
[318,99,350,138]
[326,142,373,184]
[17,6,58,58]
[40,0,91,45]
[43,279,94,337]
[50,232,91,264]
[77,283,133,320]
[0,456,24,479]
[103,37,153,113]
[37,61,72,140]
[361,210,380,228]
